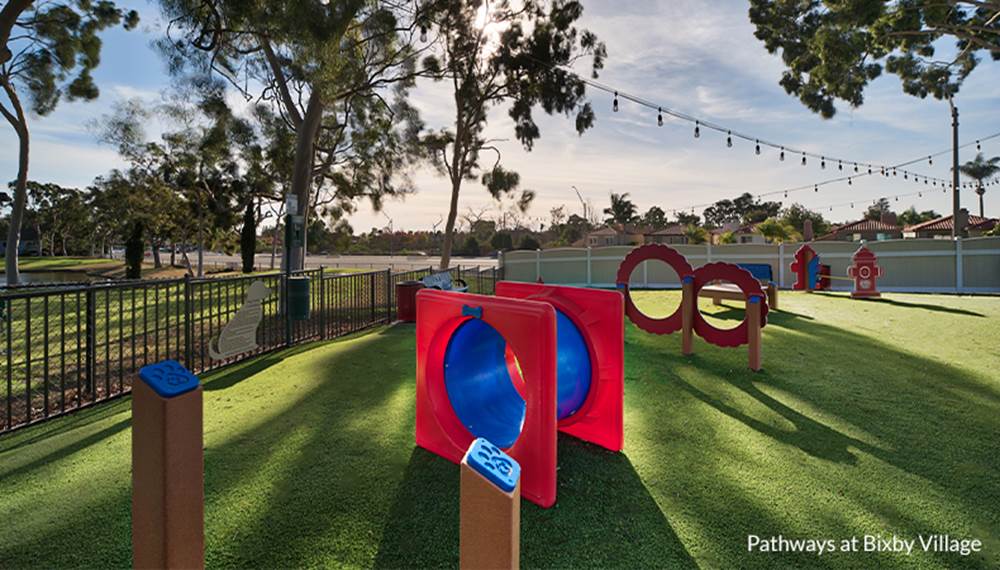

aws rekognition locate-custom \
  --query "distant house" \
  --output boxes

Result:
[585,224,646,247]
[644,224,689,245]
[903,213,998,239]
[0,227,42,257]
[712,222,766,245]
[817,213,902,242]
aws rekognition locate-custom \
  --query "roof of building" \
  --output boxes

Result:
[645,224,686,236]
[816,218,902,240]
[589,223,647,236]
[903,214,998,233]
[710,222,759,235]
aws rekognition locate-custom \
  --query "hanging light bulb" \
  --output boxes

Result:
[821,157,826,169]
[893,168,898,177]
[801,152,807,166]
[727,131,733,148]
[904,172,908,180]
[854,163,859,173]
[838,160,843,171]
[815,184,819,192]
[868,166,873,175]
[928,156,933,165]
[755,140,761,155]
[847,178,852,186]
[784,191,788,198]
[613,91,619,112]
[851,202,854,208]
[694,121,700,138]
[657,108,663,127]
[895,196,899,202]
[977,140,981,151]
[925,178,929,185]
[919,192,922,197]
[420,24,428,42]
[779,147,785,161]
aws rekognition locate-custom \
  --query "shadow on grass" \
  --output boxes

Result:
[373,440,696,569]
[812,292,986,317]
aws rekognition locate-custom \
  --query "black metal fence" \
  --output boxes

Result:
[0,265,500,435]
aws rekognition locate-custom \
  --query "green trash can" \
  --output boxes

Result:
[287,276,311,321]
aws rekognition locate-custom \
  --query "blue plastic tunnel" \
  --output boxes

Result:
[444,310,592,449]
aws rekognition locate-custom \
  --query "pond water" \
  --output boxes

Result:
[0,271,95,284]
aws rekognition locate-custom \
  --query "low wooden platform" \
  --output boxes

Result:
[700,282,778,310]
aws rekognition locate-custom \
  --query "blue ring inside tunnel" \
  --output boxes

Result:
[443,311,592,449]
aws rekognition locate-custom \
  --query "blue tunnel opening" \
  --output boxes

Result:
[444,310,592,449]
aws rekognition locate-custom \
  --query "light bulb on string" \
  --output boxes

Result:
[755,140,761,155]
[868,166,873,175]
[801,152,807,166]
[657,108,663,127]
[851,202,854,208]
[838,160,843,171]
[919,192,922,197]
[694,121,700,138]
[821,157,826,169]
[784,191,788,198]
[854,163,859,173]
[977,140,981,151]
[847,178,852,186]
[727,131,733,148]
[815,184,819,192]
[420,24,428,42]
[893,168,897,177]
[779,147,785,161]
[904,172,908,180]
[612,91,619,112]
[928,156,933,165]
[895,196,899,202]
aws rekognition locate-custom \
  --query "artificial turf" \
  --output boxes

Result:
[0,291,997,569]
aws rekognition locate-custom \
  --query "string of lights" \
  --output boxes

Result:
[403,3,1000,217]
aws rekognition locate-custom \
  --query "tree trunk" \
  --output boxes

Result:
[197,225,204,278]
[170,243,176,267]
[439,174,463,271]
[288,90,324,272]
[977,187,985,218]
[151,242,162,268]
[2,78,29,285]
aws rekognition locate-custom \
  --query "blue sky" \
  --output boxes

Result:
[2,0,998,232]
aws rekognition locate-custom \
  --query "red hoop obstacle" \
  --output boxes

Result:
[615,244,694,335]
[615,244,768,370]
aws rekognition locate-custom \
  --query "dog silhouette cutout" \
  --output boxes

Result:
[209,280,272,360]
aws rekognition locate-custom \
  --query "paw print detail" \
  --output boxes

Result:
[467,438,521,493]
[139,360,199,399]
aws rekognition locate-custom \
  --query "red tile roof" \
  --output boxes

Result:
[816,218,902,240]
[904,214,998,232]
[646,224,686,236]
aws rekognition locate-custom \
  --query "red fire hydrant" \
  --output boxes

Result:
[847,245,882,299]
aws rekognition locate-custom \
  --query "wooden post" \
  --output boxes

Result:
[681,276,694,356]
[132,360,204,570]
[460,438,521,570]
[747,295,762,372]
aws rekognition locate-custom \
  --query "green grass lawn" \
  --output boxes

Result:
[0,291,997,569]
[4,256,120,271]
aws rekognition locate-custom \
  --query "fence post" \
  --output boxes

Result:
[183,274,192,368]
[535,250,541,281]
[586,247,592,286]
[370,272,377,325]
[283,274,292,348]
[706,241,713,263]
[385,268,392,323]
[778,243,786,289]
[85,285,96,395]
[955,237,964,293]
[319,267,327,339]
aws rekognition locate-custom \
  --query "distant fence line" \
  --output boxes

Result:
[499,237,1000,294]
[0,265,499,435]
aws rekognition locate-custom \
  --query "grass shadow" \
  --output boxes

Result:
[812,292,986,317]
[374,439,697,569]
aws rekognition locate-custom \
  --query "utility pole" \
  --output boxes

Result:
[949,98,963,238]
[382,211,394,258]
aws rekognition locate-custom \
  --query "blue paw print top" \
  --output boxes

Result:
[465,438,521,493]
[138,360,200,398]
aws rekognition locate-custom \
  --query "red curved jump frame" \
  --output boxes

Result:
[616,244,768,371]
[495,281,624,452]
[415,289,559,507]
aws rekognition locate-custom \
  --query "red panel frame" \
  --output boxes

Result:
[495,281,624,452]
[415,289,559,507]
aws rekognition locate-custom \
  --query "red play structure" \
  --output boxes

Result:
[791,243,883,298]
[615,244,768,370]
[415,284,623,508]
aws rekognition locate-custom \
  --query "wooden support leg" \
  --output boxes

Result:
[767,283,778,311]
[747,296,762,372]
[460,439,520,570]
[711,296,722,306]
[681,277,694,356]
[132,361,204,570]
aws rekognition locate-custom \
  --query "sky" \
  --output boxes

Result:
[2,0,998,233]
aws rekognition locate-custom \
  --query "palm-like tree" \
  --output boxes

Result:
[959,153,1000,217]
[603,192,639,225]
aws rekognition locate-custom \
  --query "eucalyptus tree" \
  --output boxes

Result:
[419,0,606,269]
[0,1,138,283]
[155,0,427,271]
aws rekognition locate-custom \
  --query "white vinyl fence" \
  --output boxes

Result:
[500,237,1000,294]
